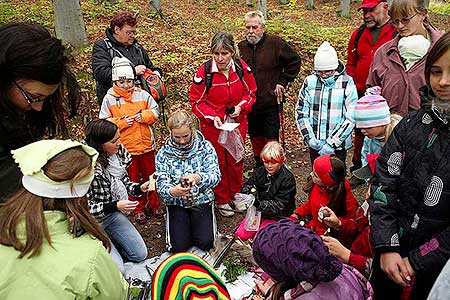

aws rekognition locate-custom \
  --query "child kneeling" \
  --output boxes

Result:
[290,154,357,236]
[235,141,296,240]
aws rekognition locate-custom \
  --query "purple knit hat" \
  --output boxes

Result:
[354,94,390,128]
[252,219,343,285]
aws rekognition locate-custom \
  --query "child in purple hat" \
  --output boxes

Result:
[252,219,373,300]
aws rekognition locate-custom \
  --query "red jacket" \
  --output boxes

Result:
[346,23,396,94]
[337,200,374,277]
[293,179,357,236]
[189,58,256,124]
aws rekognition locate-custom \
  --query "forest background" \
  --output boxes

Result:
[1,0,449,255]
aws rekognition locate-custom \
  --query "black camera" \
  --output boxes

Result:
[225,107,235,115]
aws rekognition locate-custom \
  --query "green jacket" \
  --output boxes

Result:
[0,211,128,300]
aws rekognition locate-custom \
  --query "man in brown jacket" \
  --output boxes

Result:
[238,10,301,166]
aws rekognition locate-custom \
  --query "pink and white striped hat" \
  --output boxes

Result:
[354,94,390,128]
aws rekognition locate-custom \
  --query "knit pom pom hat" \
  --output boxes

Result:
[252,219,343,286]
[151,253,231,300]
[354,94,391,128]
[314,42,339,71]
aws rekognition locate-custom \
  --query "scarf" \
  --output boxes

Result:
[166,131,196,159]
[112,85,134,102]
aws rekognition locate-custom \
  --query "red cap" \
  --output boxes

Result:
[358,0,386,10]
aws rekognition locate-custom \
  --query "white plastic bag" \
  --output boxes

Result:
[233,193,254,211]
[218,117,245,162]
[244,206,261,231]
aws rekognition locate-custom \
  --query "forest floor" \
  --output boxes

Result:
[2,0,450,257]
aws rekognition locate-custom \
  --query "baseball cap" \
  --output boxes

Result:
[358,0,386,10]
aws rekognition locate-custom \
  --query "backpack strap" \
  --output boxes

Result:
[103,38,124,59]
[203,58,245,93]
[353,24,366,58]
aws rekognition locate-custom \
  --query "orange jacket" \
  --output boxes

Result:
[99,87,159,155]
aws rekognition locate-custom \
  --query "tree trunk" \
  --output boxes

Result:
[307,0,314,10]
[340,0,350,17]
[257,0,267,18]
[149,0,163,18]
[280,0,289,4]
[52,0,88,48]
[246,0,253,7]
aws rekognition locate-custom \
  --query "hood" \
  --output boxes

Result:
[420,85,450,128]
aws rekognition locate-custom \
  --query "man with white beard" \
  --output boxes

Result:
[238,11,301,167]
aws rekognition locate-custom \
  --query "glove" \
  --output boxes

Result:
[318,143,335,156]
[308,138,325,151]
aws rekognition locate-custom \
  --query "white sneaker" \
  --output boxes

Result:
[217,203,235,217]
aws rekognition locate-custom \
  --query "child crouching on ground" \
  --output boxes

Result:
[235,141,296,240]
[290,154,357,236]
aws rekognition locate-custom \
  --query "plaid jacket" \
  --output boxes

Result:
[87,145,141,221]
[296,61,357,150]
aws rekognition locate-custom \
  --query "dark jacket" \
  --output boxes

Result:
[241,164,296,219]
[92,28,162,105]
[238,34,301,114]
[370,86,450,295]
[0,113,39,202]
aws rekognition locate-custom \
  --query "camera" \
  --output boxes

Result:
[225,106,235,115]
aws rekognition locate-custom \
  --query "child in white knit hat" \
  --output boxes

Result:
[99,56,162,225]
[296,41,358,166]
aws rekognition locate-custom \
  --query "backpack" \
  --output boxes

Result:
[203,58,245,93]
[352,23,397,58]
[104,38,166,102]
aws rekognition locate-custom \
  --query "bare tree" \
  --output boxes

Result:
[340,0,350,17]
[52,0,88,48]
[149,0,163,18]
[257,0,267,18]
[307,0,314,10]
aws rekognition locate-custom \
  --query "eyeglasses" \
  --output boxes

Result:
[391,12,419,26]
[125,30,137,36]
[14,81,46,104]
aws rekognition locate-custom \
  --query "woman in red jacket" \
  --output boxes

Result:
[190,32,256,217]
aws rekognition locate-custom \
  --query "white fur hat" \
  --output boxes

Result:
[314,42,339,71]
[111,57,134,81]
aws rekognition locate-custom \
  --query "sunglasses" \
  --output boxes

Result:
[14,81,46,104]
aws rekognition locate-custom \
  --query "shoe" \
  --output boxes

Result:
[134,212,148,225]
[154,207,165,219]
[217,203,235,217]
[348,175,365,189]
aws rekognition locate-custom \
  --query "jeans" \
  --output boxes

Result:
[101,212,147,272]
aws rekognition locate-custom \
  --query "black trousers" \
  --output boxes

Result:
[165,202,215,253]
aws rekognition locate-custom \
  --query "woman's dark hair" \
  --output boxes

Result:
[327,155,347,217]
[425,32,450,87]
[110,11,137,30]
[0,147,109,258]
[0,23,81,149]
[84,119,118,169]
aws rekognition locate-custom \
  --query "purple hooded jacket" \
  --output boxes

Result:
[274,264,373,300]
[366,24,443,116]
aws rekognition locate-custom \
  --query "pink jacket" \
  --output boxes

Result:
[367,24,443,116]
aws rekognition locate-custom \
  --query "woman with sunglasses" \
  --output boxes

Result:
[367,0,443,117]
[0,23,82,202]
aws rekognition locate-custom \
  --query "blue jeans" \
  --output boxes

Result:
[101,212,147,271]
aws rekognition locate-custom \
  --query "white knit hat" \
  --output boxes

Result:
[111,57,134,81]
[314,42,339,71]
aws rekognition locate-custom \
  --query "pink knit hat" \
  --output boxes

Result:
[354,94,390,128]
